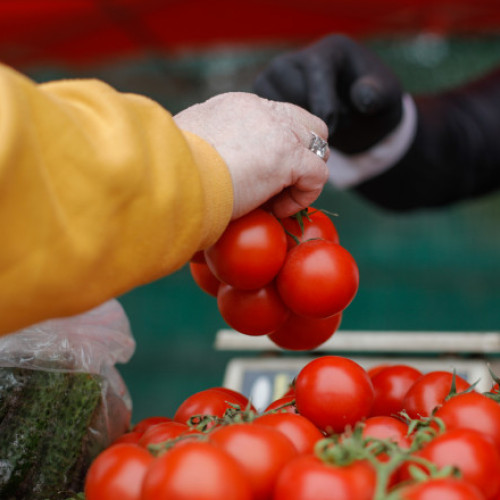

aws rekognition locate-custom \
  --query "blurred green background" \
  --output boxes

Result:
[26,34,500,422]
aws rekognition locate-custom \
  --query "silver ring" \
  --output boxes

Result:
[308,132,328,160]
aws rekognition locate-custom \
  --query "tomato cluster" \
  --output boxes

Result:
[190,207,359,350]
[84,355,500,500]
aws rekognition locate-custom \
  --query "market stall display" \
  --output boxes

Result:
[2,2,500,498]
[83,355,500,500]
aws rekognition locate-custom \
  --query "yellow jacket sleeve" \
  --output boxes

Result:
[0,64,233,335]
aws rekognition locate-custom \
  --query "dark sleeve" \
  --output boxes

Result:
[355,67,500,211]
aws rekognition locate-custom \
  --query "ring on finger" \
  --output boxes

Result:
[308,131,328,160]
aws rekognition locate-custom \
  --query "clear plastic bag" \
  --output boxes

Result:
[0,299,136,499]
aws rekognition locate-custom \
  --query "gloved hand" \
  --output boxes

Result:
[254,34,404,154]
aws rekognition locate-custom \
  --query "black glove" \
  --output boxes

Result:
[254,35,403,154]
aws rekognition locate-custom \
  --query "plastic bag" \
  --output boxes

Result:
[0,299,136,500]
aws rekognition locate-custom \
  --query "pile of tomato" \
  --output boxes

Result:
[189,207,359,350]
[84,355,500,500]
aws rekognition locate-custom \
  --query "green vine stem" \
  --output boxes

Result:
[313,419,459,500]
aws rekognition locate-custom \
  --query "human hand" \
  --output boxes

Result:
[254,34,403,154]
[174,92,329,219]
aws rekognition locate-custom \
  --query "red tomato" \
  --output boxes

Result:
[362,415,412,449]
[141,440,252,500]
[274,454,376,500]
[367,364,390,378]
[214,387,255,411]
[208,423,298,500]
[276,240,359,318]
[434,392,500,453]
[190,250,205,263]
[294,356,374,433]
[361,415,411,489]
[399,428,500,500]
[138,421,201,448]
[397,477,485,500]
[217,282,289,336]
[132,416,172,435]
[174,387,252,426]
[84,443,154,500]
[268,312,342,351]
[370,364,423,417]
[112,431,143,445]
[205,208,287,290]
[279,207,339,249]
[189,261,220,297]
[402,371,472,419]
[264,394,298,414]
[254,412,324,454]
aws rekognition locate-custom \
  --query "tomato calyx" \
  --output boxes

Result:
[281,207,338,246]
[147,431,207,456]
[291,209,309,234]
[398,410,446,449]
[314,426,398,499]
[484,390,500,403]
[261,398,297,415]
[279,210,304,246]
[444,370,479,403]
[483,365,500,402]
[145,405,258,456]
[384,464,461,500]
[312,420,461,500]
[315,431,363,467]
[385,459,462,500]
[185,403,258,431]
[180,397,306,437]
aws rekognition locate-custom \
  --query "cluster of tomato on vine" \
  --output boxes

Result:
[189,206,359,350]
[83,355,500,500]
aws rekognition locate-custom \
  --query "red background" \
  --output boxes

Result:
[1,0,499,67]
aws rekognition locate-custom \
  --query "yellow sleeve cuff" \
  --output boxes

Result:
[180,130,234,249]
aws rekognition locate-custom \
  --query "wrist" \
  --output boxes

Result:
[326,94,417,189]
